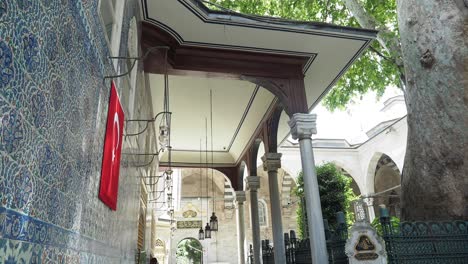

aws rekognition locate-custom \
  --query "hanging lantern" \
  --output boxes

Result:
[210,212,218,231]
[159,125,169,149]
[204,223,211,238]
[198,227,204,240]
[165,169,173,181]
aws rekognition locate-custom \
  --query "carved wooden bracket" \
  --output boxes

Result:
[240,76,308,116]
[215,166,240,190]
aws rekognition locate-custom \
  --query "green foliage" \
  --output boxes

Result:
[371,216,400,236]
[293,162,357,238]
[176,239,203,264]
[205,0,401,110]
[293,174,308,238]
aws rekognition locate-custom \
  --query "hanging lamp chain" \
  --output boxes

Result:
[210,90,219,232]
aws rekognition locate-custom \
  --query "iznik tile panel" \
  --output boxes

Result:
[0,0,146,262]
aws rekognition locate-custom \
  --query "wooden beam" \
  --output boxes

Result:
[141,22,308,79]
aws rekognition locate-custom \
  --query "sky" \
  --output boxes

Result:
[310,86,405,144]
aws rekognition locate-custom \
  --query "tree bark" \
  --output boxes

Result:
[396,0,468,220]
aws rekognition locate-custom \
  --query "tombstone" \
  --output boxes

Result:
[345,199,387,264]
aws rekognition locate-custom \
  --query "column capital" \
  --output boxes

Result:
[261,153,282,172]
[288,113,317,140]
[245,176,260,191]
[235,191,247,203]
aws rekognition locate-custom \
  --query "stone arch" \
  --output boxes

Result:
[331,162,362,196]
[223,177,235,209]
[177,237,203,246]
[366,152,400,194]
[373,153,401,217]
[176,237,203,264]
[376,154,401,175]
[250,138,265,176]
[153,238,166,262]
[180,168,231,202]
[155,238,165,247]
[340,168,361,196]
[239,160,249,191]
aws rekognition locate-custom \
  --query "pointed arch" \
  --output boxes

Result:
[366,152,401,194]
[250,138,264,176]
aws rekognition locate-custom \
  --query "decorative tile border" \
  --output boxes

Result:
[0,206,122,258]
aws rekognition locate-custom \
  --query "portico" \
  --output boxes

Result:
[141,1,377,263]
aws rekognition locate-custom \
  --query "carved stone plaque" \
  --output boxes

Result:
[346,222,387,264]
[354,235,378,260]
[182,209,197,218]
[176,220,202,229]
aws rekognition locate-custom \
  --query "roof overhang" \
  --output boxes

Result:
[140,0,377,171]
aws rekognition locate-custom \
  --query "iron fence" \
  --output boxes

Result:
[261,209,468,264]
[262,212,349,264]
[325,221,348,264]
[380,209,468,264]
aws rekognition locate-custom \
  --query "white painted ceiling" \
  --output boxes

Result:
[150,74,274,165]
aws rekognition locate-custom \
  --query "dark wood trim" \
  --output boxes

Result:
[160,165,240,189]
[215,166,240,191]
[240,76,308,116]
[141,22,308,79]
[265,104,284,153]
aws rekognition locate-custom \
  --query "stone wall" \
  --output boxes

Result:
[167,167,299,263]
[0,0,154,262]
[244,168,299,248]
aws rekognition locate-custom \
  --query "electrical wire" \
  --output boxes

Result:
[205,118,209,224]
[200,138,203,229]
[210,90,215,214]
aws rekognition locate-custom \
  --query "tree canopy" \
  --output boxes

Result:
[205,0,402,110]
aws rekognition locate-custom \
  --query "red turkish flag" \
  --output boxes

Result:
[99,81,125,210]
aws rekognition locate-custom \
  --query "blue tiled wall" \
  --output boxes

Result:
[0,0,145,262]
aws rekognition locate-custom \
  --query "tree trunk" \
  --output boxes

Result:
[396,0,468,220]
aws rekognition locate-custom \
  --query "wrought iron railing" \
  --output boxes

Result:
[380,208,468,264]
[262,212,349,264]
[325,220,349,264]
[262,239,275,264]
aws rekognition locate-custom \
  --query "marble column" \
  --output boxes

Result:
[245,176,262,264]
[288,113,328,263]
[235,191,247,264]
[261,153,286,264]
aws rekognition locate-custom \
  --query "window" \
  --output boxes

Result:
[258,200,267,226]
[99,0,124,56]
